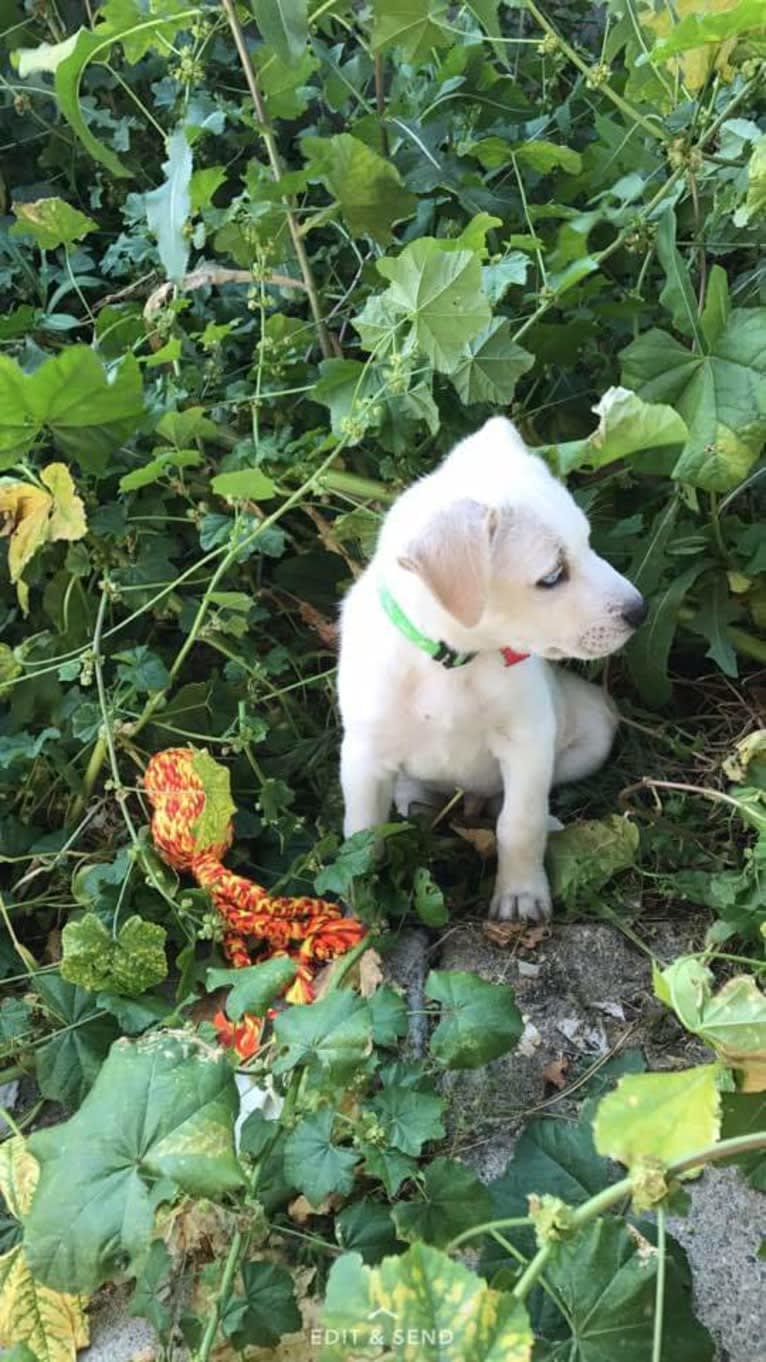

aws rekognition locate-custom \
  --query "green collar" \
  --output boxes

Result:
[378,583,477,670]
[379,584,531,671]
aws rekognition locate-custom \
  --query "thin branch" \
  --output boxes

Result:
[143,266,308,323]
[220,0,337,358]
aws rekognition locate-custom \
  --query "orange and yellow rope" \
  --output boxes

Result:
[143,748,364,1056]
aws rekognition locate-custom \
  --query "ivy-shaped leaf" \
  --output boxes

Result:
[0,1137,89,1362]
[222,1259,302,1348]
[206,957,297,1021]
[392,1156,492,1247]
[251,0,307,65]
[61,914,167,997]
[304,133,416,244]
[320,1243,533,1360]
[426,969,523,1069]
[10,198,97,250]
[374,240,491,373]
[189,749,237,851]
[621,299,766,492]
[371,0,449,61]
[25,1033,243,1293]
[593,1064,722,1170]
[655,956,766,1090]
[283,1109,359,1202]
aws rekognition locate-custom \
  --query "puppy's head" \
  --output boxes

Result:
[397,439,646,661]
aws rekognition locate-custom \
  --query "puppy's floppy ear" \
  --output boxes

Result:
[398,499,501,627]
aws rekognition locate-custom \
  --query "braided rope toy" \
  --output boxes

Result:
[143,747,365,1056]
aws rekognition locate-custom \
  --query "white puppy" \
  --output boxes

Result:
[337,417,646,922]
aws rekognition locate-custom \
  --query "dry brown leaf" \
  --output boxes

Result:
[453,824,497,858]
[288,1192,343,1224]
[542,1056,570,1090]
[357,947,384,997]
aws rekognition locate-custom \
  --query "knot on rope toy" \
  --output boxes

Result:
[143,747,365,1056]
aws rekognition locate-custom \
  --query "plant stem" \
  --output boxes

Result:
[448,1216,533,1252]
[651,1206,666,1362]
[523,0,666,144]
[318,470,395,501]
[130,446,341,739]
[220,0,336,359]
[192,1228,243,1362]
[489,1128,766,1308]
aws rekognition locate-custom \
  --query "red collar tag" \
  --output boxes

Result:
[500,646,530,667]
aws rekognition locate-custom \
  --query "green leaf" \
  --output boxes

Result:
[61,914,167,997]
[376,240,491,373]
[625,561,706,705]
[426,970,523,1069]
[283,1109,359,1202]
[50,25,132,177]
[314,828,383,896]
[655,208,701,342]
[34,975,119,1109]
[337,1198,402,1264]
[450,319,534,405]
[539,1217,714,1361]
[320,1244,533,1360]
[364,1083,446,1156]
[10,198,97,250]
[189,749,237,849]
[145,128,192,284]
[359,1144,418,1196]
[482,1115,619,1272]
[371,0,449,61]
[544,386,688,476]
[412,866,448,926]
[654,956,766,1088]
[547,815,639,907]
[312,360,381,443]
[0,729,60,769]
[115,644,171,692]
[392,1156,492,1247]
[273,990,372,1076]
[593,1065,722,1171]
[367,986,408,1048]
[719,1092,766,1190]
[222,1260,302,1348]
[481,253,529,304]
[0,348,145,472]
[688,575,739,676]
[475,139,581,175]
[25,1032,243,1292]
[251,0,307,64]
[735,136,766,228]
[205,957,297,1021]
[210,469,277,501]
[304,134,416,245]
[700,264,730,348]
[621,312,766,492]
[650,0,766,60]
[119,449,200,493]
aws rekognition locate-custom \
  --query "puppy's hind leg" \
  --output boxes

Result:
[553,673,619,786]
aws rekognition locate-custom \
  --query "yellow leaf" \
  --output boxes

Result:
[0,1138,88,1362]
[0,482,52,584]
[0,464,87,613]
[41,464,87,542]
[0,1245,89,1362]
[641,0,741,90]
[0,1135,39,1219]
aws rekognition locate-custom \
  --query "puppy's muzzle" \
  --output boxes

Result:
[621,594,648,630]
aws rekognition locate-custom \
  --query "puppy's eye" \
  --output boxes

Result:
[536,565,565,589]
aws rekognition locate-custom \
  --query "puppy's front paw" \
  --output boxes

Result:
[490,872,552,923]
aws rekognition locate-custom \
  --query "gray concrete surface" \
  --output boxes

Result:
[430,919,766,1362]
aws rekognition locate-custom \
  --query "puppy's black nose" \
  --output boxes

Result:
[622,595,648,629]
